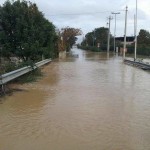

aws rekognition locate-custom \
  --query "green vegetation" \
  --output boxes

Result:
[125,29,150,56]
[80,27,113,52]
[137,29,150,56]
[0,1,82,72]
[0,0,58,91]
[0,60,37,74]
[127,45,150,56]
[0,0,60,79]
[14,68,43,84]
[58,27,82,52]
[0,0,58,61]
[0,0,82,95]
[80,27,150,56]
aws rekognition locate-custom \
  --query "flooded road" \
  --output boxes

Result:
[0,48,150,150]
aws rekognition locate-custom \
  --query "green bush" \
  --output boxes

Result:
[126,45,150,56]
[137,45,150,56]
[0,60,37,74]
[2,62,17,73]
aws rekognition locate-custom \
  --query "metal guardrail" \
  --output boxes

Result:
[124,59,150,70]
[0,59,51,85]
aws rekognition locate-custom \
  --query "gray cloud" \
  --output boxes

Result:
[0,0,149,43]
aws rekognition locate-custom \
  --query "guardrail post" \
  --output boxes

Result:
[0,84,5,95]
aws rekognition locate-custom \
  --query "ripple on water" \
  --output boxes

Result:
[0,49,150,150]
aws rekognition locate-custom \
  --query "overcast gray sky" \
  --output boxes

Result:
[0,0,150,42]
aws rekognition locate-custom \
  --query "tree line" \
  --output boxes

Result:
[0,0,59,61]
[79,27,113,52]
[0,0,81,65]
[134,29,150,56]
[79,27,150,56]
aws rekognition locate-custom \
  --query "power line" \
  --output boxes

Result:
[45,10,125,16]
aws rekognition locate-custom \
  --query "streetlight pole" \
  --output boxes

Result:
[93,30,95,47]
[123,6,128,60]
[107,16,113,53]
[112,12,120,53]
[134,0,138,61]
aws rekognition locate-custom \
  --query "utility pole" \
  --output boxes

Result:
[107,16,113,53]
[134,0,138,61]
[123,6,128,60]
[93,29,95,47]
[112,12,120,53]
[134,14,136,37]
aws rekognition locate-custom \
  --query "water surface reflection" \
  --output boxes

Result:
[0,48,150,150]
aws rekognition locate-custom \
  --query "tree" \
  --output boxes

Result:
[0,0,58,61]
[85,32,94,46]
[61,27,82,51]
[136,29,150,55]
[95,27,113,48]
[137,29,150,46]
[81,27,113,50]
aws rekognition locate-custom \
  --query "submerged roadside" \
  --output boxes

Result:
[0,59,52,97]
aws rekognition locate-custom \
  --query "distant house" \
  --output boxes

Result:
[115,36,135,45]
[115,36,135,54]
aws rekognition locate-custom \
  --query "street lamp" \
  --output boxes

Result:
[111,12,120,53]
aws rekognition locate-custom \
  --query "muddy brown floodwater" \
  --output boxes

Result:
[0,48,150,150]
